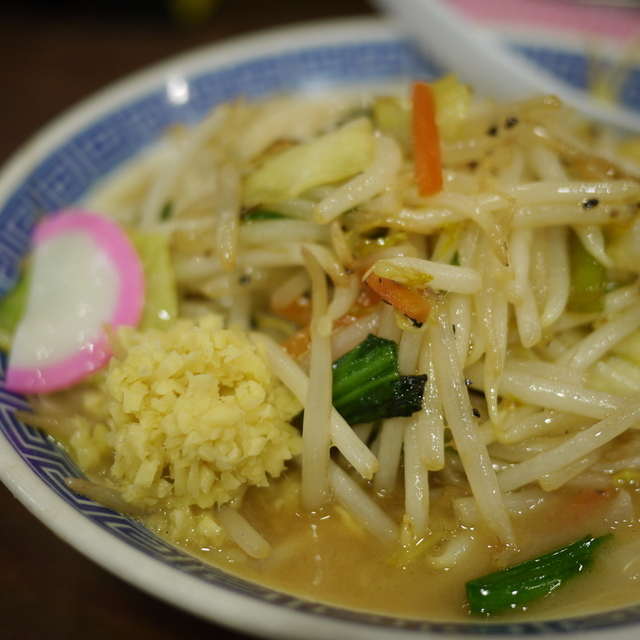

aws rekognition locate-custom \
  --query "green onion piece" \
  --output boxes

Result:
[332,333,427,426]
[160,201,173,221]
[242,209,286,223]
[567,232,607,314]
[466,534,612,616]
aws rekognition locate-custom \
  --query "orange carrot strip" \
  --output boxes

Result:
[412,80,443,196]
[279,283,381,358]
[272,296,313,326]
[364,272,431,326]
[282,326,312,359]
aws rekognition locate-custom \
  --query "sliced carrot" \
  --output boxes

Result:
[280,286,382,359]
[282,326,312,359]
[272,295,313,326]
[412,80,443,197]
[364,272,431,327]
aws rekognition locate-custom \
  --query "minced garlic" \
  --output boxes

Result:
[104,314,302,521]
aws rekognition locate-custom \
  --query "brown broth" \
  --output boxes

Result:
[169,469,640,622]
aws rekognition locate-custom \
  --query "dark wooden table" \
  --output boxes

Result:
[0,2,376,639]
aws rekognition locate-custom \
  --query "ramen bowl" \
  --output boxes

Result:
[2,17,640,640]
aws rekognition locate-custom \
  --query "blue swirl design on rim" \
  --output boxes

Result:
[1,36,640,635]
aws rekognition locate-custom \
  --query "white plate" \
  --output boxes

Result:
[1,16,640,640]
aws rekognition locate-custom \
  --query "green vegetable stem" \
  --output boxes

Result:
[242,209,286,223]
[466,534,612,615]
[567,231,607,314]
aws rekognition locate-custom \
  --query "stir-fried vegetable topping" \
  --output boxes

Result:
[331,333,427,425]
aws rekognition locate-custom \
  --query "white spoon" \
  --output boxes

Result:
[372,0,640,133]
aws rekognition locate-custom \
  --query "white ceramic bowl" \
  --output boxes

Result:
[2,17,640,640]
[372,0,640,133]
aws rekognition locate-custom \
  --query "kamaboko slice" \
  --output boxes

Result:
[5,209,144,394]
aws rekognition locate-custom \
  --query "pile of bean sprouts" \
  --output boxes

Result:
[83,84,640,557]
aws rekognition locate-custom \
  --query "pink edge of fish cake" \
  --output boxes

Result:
[4,208,145,394]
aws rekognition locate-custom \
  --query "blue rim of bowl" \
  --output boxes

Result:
[1,17,640,639]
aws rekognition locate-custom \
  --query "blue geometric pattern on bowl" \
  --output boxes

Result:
[513,45,590,92]
[2,36,640,635]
